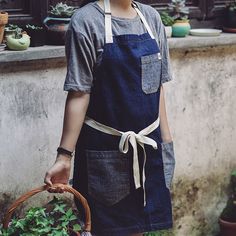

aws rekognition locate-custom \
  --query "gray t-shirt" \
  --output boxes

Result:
[64,0,173,93]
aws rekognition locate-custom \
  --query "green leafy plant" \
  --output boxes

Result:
[26,24,43,30]
[160,12,175,26]
[4,24,21,31]
[168,0,189,21]
[220,170,236,222]
[0,196,82,236]
[49,2,77,18]
[226,0,236,11]
[144,230,173,236]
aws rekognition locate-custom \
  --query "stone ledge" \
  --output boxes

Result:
[1,33,236,63]
[0,45,65,63]
[168,32,236,50]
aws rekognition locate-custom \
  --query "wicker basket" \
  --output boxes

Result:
[0,12,8,44]
[2,183,92,235]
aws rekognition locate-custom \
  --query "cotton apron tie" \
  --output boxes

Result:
[84,116,160,206]
[84,0,160,206]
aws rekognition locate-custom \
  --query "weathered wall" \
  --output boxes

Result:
[0,45,236,235]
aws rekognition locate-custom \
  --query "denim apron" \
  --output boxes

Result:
[73,1,173,235]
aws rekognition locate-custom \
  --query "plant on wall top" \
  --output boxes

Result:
[49,2,77,18]
[168,0,190,21]
[226,0,236,11]
[160,12,175,26]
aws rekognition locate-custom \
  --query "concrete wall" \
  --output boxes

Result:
[0,44,236,235]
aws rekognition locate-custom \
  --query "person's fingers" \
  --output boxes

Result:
[44,171,53,185]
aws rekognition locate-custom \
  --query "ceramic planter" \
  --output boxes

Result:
[0,12,8,44]
[172,19,191,37]
[165,26,172,38]
[219,218,236,236]
[26,28,46,47]
[43,17,71,45]
[6,33,30,50]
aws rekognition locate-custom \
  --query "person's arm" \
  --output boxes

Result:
[44,91,90,192]
[159,85,172,143]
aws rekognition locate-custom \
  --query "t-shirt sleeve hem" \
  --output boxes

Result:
[63,84,91,93]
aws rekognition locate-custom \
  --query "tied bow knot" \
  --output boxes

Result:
[84,116,160,206]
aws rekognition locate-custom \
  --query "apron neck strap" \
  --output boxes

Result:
[104,0,155,44]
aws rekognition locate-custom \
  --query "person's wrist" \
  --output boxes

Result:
[56,153,72,162]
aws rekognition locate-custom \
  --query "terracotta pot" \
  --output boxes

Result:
[172,19,191,37]
[219,218,236,236]
[0,11,8,44]
[43,17,71,45]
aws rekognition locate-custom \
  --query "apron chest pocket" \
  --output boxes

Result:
[161,141,175,190]
[86,150,131,206]
[141,52,162,94]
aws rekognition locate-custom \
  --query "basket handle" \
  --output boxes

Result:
[2,183,91,233]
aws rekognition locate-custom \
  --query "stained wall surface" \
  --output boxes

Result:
[0,45,236,235]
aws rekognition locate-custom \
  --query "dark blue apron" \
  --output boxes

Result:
[73,1,173,235]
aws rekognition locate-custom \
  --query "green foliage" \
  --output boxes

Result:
[144,230,173,236]
[220,170,236,223]
[168,0,189,20]
[5,24,21,31]
[226,0,236,11]
[160,12,175,26]
[49,2,77,18]
[26,24,43,30]
[0,196,82,236]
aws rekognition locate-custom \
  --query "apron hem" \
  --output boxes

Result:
[92,221,173,236]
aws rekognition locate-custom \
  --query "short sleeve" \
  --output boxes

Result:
[156,14,174,84]
[63,17,96,93]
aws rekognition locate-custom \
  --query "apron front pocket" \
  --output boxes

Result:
[86,149,131,206]
[141,52,162,94]
[161,141,175,190]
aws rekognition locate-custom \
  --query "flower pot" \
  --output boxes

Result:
[172,20,191,37]
[219,218,236,236]
[6,33,30,51]
[165,26,172,38]
[0,12,8,44]
[43,16,71,45]
[26,28,46,47]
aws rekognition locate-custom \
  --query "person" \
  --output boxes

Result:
[44,0,176,235]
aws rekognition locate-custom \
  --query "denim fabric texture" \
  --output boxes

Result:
[141,53,162,94]
[63,1,173,93]
[161,141,175,190]
[86,150,131,206]
[71,2,174,235]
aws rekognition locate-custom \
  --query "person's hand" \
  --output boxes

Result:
[44,155,72,193]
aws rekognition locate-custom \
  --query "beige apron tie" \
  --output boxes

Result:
[84,116,160,206]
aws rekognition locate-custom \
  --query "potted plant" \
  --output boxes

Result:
[25,24,46,47]
[219,170,236,236]
[0,11,8,43]
[160,12,174,38]
[3,24,21,42]
[168,0,191,37]
[6,27,30,51]
[223,1,236,32]
[43,2,77,45]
